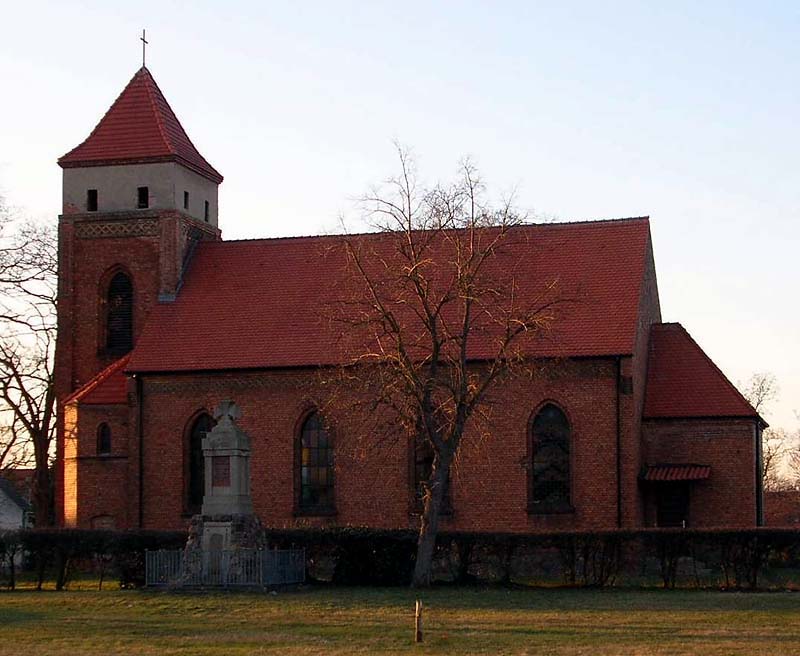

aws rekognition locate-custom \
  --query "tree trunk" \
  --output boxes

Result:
[32,444,52,527]
[412,451,451,587]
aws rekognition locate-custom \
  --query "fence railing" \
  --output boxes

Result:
[145,548,305,587]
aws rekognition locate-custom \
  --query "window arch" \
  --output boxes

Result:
[529,403,572,512]
[296,412,334,513]
[96,423,111,455]
[105,271,133,354]
[186,413,214,514]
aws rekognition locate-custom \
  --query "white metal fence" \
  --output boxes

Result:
[145,548,305,587]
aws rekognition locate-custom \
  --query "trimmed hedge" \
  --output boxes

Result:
[259,527,800,589]
[0,529,185,590]
[2,527,800,589]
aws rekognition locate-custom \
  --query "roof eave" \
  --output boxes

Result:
[57,154,223,184]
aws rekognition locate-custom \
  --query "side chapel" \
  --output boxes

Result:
[55,66,765,532]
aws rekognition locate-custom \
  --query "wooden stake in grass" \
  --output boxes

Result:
[414,599,423,643]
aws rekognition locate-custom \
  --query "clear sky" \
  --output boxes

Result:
[1,1,797,430]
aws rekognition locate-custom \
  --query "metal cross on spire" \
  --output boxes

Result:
[140,29,149,68]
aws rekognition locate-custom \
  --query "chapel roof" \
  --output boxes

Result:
[66,355,130,405]
[127,217,654,373]
[644,323,759,420]
[58,67,223,183]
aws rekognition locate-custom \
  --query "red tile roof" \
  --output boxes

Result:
[66,355,130,405]
[58,67,222,183]
[643,464,711,482]
[127,217,653,373]
[644,323,758,419]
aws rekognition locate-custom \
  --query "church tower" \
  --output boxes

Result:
[55,66,222,526]
[55,66,222,393]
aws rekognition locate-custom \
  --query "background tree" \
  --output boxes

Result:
[326,151,558,586]
[741,372,791,491]
[0,196,57,525]
[785,409,800,488]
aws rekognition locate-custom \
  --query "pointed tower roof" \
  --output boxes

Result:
[58,67,222,183]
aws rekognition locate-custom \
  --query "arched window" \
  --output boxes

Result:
[530,404,571,512]
[96,423,111,455]
[187,413,214,514]
[106,272,133,354]
[296,412,334,513]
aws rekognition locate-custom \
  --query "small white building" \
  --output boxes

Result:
[0,476,30,531]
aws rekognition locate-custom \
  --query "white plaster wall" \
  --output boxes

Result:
[63,162,219,226]
[172,164,219,226]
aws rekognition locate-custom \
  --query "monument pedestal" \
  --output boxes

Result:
[183,401,265,558]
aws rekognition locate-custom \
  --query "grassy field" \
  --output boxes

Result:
[2,586,800,655]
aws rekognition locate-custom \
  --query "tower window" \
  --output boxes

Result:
[87,189,98,212]
[183,191,189,210]
[204,201,210,222]
[106,271,134,354]
[137,186,149,209]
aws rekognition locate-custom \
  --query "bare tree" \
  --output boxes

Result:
[325,151,558,586]
[0,196,57,525]
[741,372,790,491]
[742,372,779,416]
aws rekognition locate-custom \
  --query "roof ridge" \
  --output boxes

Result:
[140,67,174,157]
[211,216,652,246]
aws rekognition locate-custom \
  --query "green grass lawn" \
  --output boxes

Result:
[2,586,800,655]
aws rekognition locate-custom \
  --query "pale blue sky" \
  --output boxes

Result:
[1,1,797,429]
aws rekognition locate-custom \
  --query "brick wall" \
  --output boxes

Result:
[63,402,132,528]
[113,358,626,532]
[621,235,662,527]
[764,490,800,526]
[642,418,758,527]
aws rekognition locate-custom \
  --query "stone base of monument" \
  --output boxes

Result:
[185,514,267,553]
[179,513,270,586]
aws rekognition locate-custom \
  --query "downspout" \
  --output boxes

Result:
[616,357,622,528]
[755,420,763,526]
[136,374,144,528]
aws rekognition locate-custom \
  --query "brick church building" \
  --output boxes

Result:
[55,66,765,533]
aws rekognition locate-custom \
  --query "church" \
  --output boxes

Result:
[55,66,765,534]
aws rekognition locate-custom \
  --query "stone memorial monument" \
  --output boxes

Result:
[185,400,265,555]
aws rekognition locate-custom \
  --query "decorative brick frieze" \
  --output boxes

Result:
[75,218,160,239]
